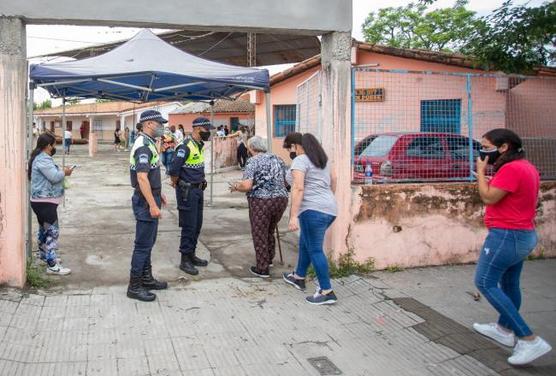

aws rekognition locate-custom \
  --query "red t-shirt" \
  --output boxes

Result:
[484,160,540,230]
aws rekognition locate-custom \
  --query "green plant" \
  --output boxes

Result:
[386,265,405,273]
[527,247,546,261]
[26,259,51,289]
[307,249,375,279]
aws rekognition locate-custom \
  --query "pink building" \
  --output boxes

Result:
[253,42,556,270]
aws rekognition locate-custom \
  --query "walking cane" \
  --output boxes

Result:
[275,225,284,265]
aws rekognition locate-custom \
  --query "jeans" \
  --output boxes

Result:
[474,228,538,337]
[296,210,336,290]
[161,150,174,173]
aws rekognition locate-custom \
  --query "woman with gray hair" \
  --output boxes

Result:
[230,136,289,277]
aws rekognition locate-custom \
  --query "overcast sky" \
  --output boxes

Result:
[28,0,546,103]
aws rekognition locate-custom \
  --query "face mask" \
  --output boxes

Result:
[200,131,211,141]
[50,146,57,156]
[289,151,297,160]
[153,124,165,138]
[479,148,500,165]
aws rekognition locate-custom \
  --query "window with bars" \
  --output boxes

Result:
[274,105,296,137]
[420,99,461,134]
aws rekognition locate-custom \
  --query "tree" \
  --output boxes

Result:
[362,1,481,52]
[33,99,52,111]
[464,1,556,73]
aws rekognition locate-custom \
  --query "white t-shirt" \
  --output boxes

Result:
[64,130,72,139]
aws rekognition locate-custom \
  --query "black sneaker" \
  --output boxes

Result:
[249,266,270,278]
[306,289,337,305]
[282,272,306,291]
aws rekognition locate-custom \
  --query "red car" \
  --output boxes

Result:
[353,132,482,183]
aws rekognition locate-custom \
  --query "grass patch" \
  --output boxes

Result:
[385,265,404,273]
[528,247,546,261]
[26,259,51,289]
[308,248,375,279]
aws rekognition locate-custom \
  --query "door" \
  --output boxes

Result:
[230,117,240,132]
[81,121,90,139]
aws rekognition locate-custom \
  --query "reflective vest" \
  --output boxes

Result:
[180,138,205,169]
[129,135,160,168]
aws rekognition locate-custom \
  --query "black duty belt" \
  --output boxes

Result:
[188,182,204,189]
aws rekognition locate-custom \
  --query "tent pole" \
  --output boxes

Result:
[62,97,67,207]
[26,81,35,260]
[209,103,215,206]
[265,92,272,152]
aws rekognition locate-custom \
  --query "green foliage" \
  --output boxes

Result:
[308,248,375,279]
[26,259,51,289]
[362,1,480,52]
[464,1,556,73]
[33,99,52,111]
[386,265,405,273]
[527,247,546,261]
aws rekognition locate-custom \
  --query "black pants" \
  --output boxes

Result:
[130,192,161,277]
[178,188,204,254]
[237,143,248,168]
[31,202,58,225]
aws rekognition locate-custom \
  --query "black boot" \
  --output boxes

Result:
[189,253,208,267]
[127,275,156,302]
[179,253,199,275]
[142,265,168,290]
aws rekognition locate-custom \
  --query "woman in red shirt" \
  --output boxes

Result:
[473,129,551,366]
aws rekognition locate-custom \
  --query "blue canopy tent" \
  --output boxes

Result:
[26,29,272,257]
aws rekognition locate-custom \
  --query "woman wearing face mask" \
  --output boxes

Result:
[229,136,289,277]
[29,133,74,275]
[281,132,338,305]
[473,128,551,365]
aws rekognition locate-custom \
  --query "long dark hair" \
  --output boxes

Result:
[302,133,328,169]
[28,133,56,180]
[483,128,525,172]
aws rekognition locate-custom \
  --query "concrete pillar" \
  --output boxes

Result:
[88,116,97,157]
[319,31,352,258]
[0,17,27,287]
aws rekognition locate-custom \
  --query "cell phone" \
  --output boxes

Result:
[70,164,78,169]
[471,171,478,177]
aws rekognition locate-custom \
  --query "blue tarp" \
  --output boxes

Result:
[30,29,269,102]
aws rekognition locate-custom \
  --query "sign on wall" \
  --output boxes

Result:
[355,88,385,102]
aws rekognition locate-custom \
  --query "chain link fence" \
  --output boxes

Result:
[296,71,322,139]
[352,68,556,184]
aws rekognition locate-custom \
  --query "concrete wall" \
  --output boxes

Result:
[348,182,556,269]
[3,0,351,34]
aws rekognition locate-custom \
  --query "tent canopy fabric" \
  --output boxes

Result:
[29,29,270,102]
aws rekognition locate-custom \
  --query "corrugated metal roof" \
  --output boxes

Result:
[171,99,254,114]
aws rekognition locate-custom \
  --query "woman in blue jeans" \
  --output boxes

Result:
[474,128,551,365]
[281,132,338,305]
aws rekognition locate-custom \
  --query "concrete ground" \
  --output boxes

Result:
[1,144,553,375]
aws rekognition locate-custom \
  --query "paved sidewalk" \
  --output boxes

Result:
[2,276,502,376]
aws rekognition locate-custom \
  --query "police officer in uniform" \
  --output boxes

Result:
[128,110,169,302]
[169,117,213,275]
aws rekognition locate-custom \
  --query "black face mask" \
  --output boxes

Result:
[479,148,500,165]
[200,131,211,141]
[289,152,297,160]
[50,146,57,156]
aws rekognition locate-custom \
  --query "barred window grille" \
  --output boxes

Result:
[274,105,296,137]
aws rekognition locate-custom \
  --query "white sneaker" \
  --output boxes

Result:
[508,337,552,366]
[46,263,71,276]
[473,323,515,347]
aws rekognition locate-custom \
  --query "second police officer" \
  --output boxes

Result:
[169,117,214,275]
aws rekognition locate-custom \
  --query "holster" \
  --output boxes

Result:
[177,180,191,203]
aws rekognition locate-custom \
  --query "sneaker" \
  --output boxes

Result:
[473,323,516,347]
[508,337,552,366]
[249,266,270,278]
[46,263,71,276]
[306,289,337,305]
[282,272,306,291]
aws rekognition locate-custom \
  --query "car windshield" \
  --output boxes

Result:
[359,135,398,157]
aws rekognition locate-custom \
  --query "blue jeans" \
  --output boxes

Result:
[161,150,174,173]
[474,228,538,337]
[296,210,336,290]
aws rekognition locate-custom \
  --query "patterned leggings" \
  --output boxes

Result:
[31,202,60,265]
[248,197,288,273]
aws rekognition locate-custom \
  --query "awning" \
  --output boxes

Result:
[30,29,270,102]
